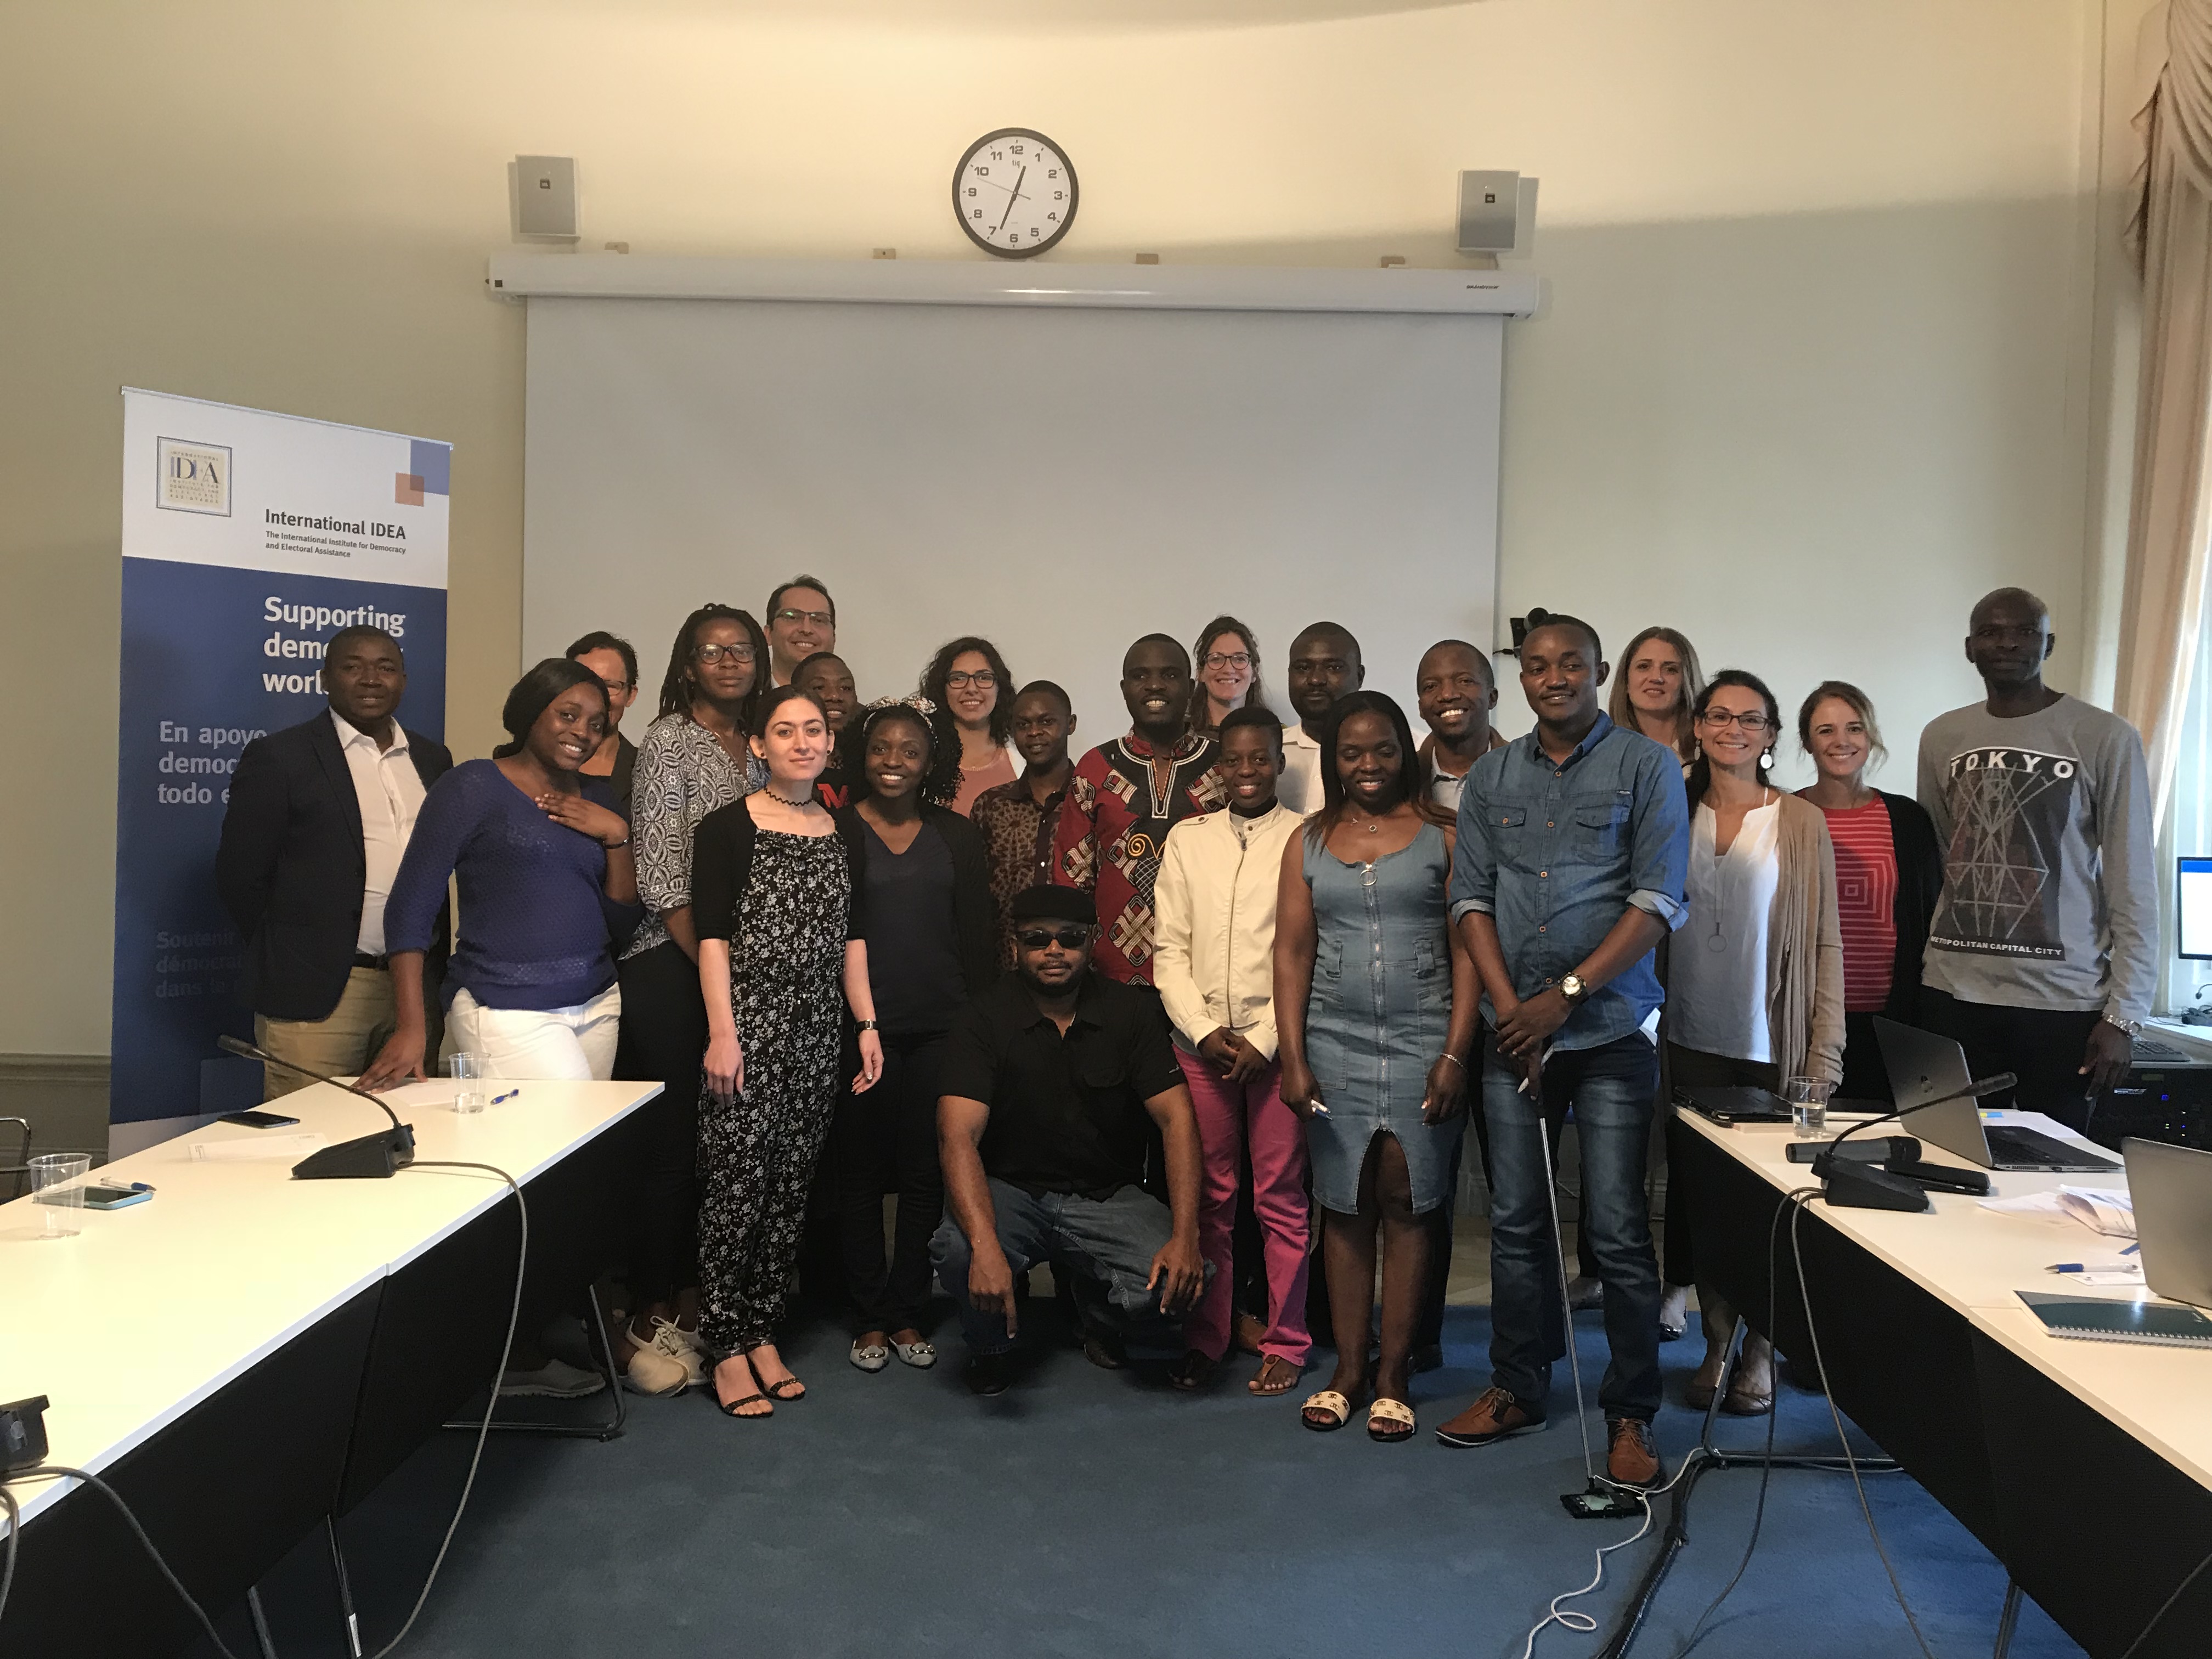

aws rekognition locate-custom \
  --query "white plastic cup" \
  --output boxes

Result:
[445,1053,482,1081]
[29,1153,92,1238]
[453,1089,486,1116]
[1786,1076,1835,1139]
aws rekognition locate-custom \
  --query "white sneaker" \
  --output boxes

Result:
[646,1317,708,1390]
[622,1335,689,1397]
[499,1357,607,1399]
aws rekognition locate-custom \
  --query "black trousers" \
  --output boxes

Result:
[615,940,707,1309]
[834,1030,948,1334]
[1662,1044,1781,1289]
[1920,988,2103,1134]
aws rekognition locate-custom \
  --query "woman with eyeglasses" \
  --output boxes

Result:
[833,702,999,1376]
[1664,669,1844,1417]
[605,604,771,1398]
[1189,616,1263,738]
[1608,627,1706,766]
[923,636,1018,816]
[1794,681,1944,1101]
[693,686,884,1418]
[1275,691,1477,1442]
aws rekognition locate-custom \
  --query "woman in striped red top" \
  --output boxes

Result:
[1793,682,1945,1102]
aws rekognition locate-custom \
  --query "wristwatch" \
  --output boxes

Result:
[1559,973,1590,1005]
[855,1019,879,1032]
[2101,1012,2142,1039]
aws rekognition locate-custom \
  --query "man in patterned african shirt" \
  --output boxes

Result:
[1052,635,1227,987]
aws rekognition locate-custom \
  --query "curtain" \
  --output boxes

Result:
[2119,0,2212,827]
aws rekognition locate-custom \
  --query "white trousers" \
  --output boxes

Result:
[442,984,622,1081]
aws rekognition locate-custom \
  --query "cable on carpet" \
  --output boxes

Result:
[0,1158,527,1659]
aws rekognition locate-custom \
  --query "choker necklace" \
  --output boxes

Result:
[760,785,812,810]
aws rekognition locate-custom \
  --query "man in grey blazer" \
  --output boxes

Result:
[217,625,452,1097]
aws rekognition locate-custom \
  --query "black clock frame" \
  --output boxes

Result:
[952,127,1079,259]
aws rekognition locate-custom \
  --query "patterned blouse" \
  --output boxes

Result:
[1051,732,1225,986]
[625,710,765,960]
[971,774,1070,967]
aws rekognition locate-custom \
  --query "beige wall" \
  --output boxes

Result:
[1,0,2108,1054]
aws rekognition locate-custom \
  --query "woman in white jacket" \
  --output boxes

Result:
[1153,707,1312,1396]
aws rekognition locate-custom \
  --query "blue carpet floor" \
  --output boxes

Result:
[210,1305,2086,1658]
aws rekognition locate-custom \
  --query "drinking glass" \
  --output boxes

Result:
[1785,1076,1835,1139]
[453,1089,486,1116]
[29,1152,92,1238]
[445,1053,482,1081]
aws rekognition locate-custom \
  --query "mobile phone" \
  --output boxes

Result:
[81,1185,154,1210]
[219,1109,301,1129]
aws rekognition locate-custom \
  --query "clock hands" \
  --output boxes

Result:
[994,164,1029,234]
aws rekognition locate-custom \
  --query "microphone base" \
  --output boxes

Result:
[292,1124,416,1181]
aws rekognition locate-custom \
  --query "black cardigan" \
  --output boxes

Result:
[1874,789,1945,1023]
[690,799,867,955]
[836,802,1002,997]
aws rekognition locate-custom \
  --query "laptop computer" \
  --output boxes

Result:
[1871,1018,2120,1173]
[2124,1137,2212,1310]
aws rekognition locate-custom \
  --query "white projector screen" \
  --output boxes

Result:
[522,293,1502,748]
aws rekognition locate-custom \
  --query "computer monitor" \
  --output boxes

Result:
[2179,855,2212,960]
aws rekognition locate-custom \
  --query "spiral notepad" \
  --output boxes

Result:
[2016,1291,2212,1347]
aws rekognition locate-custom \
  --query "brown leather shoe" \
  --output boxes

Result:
[1606,1417,1660,1488]
[1435,1386,1547,1448]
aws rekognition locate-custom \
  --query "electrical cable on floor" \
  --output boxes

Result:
[1788,1196,1937,1659]
[2119,1543,2212,1659]
[0,1158,526,1659]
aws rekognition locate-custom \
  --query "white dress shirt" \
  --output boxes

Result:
[1277,723,1328,816]
[331,709,427,956]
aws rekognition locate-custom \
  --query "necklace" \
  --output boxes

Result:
[760,785,812,810]
[1703,787,1774,951]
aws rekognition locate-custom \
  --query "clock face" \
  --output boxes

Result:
[953,128,1077,258]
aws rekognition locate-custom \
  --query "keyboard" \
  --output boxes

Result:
[1985,1123,2121,1173]
[2133,1034,2196,1064]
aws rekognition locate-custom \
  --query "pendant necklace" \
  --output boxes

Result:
[1705,787,1773,952]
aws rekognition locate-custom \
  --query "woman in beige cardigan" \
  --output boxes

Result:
[1663,669,1844,1415]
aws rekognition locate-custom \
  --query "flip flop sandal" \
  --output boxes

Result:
[760,1376,806,1402]
[892,1339,937,1369]
[850,1341,890,1373]
[1250,1356,1302,1396]
[1367,1398,1418,1443]
[718,1392,770,1419]
[1300,1389,1355,1432]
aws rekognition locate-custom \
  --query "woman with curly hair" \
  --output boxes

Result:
[1189,616,1263,738]
[922,636,1017,815]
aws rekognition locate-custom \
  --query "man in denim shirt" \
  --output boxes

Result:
[1434,614,1688,1487]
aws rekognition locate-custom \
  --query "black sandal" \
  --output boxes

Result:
[1169,1350,1217,1392]
[718,1391,770,1418]
[759,1376,805,1402]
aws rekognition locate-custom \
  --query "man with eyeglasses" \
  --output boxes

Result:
[1436,612,1687,1489]
[1916,586,2155,1130]
[566,629,641,816]
[1278,622,1365,815]
[931,884,1207,1396]
[764,575,837,686]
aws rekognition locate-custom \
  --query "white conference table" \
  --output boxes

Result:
[1671,1104,2211,1659]
[0,1076,660,1649]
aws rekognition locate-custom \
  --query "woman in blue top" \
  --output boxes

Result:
[363,659,639,1088]
[1276,691,1477,1442]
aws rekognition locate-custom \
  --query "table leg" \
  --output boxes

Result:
[325,1514,363,1659]
[246,1584,279,1659]
[1991,1578,2023,1659]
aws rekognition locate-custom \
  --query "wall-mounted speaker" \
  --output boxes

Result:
[1458,171,1537,257]
[516,155,578,241]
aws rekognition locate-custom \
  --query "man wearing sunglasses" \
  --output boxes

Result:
[932,885,1208,1397]
[764,574,837,687]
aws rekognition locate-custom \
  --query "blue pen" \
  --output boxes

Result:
[2047,1263,2086,1274]
[489,1088,521,1106]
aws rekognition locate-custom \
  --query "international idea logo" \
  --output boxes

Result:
[156,436,233,517]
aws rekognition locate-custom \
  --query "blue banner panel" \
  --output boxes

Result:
[110,558,447,1126]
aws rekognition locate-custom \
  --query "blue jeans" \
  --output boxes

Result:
[1484,1033,1662,1421]
[930,1179,1190,1358]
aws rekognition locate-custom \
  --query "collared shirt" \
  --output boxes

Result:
[938,972,1184,1198]
[1423,729,1508,817]
[1052,732,1227,985]
[1277,723,1328,816]
[330,709,426,957]
[1449,712,1689,1052]
[972,772,1071,967]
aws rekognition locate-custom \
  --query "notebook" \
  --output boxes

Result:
[2016,1290,2212,1347]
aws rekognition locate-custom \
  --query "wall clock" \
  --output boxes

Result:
[952,128,1077,258]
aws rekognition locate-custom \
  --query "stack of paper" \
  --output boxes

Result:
[1979,1185,2137,1238]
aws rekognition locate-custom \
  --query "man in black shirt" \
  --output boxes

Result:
[933,885,1207,1396]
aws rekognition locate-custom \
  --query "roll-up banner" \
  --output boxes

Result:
[113,390,449,1154]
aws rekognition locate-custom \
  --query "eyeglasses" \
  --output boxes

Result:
[773,608,834,629]
[1015,926,1091,950]
[693,643,756,666]
[945,670,997,690]
[596,677,633,694]
[1202,651,1252,671]
[1697,709,1773,732]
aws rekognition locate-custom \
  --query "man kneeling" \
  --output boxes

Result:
[932,885,1207,1396]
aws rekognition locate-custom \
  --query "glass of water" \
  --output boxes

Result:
[445,1053,482,1081]
[452,1089,486,1116]
[29,1153,92,1238]
[1785,1076,1835,1138]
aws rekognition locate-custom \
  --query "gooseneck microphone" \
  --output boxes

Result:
[1811,1071,2016,1211]
[216,1034,417,1180]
